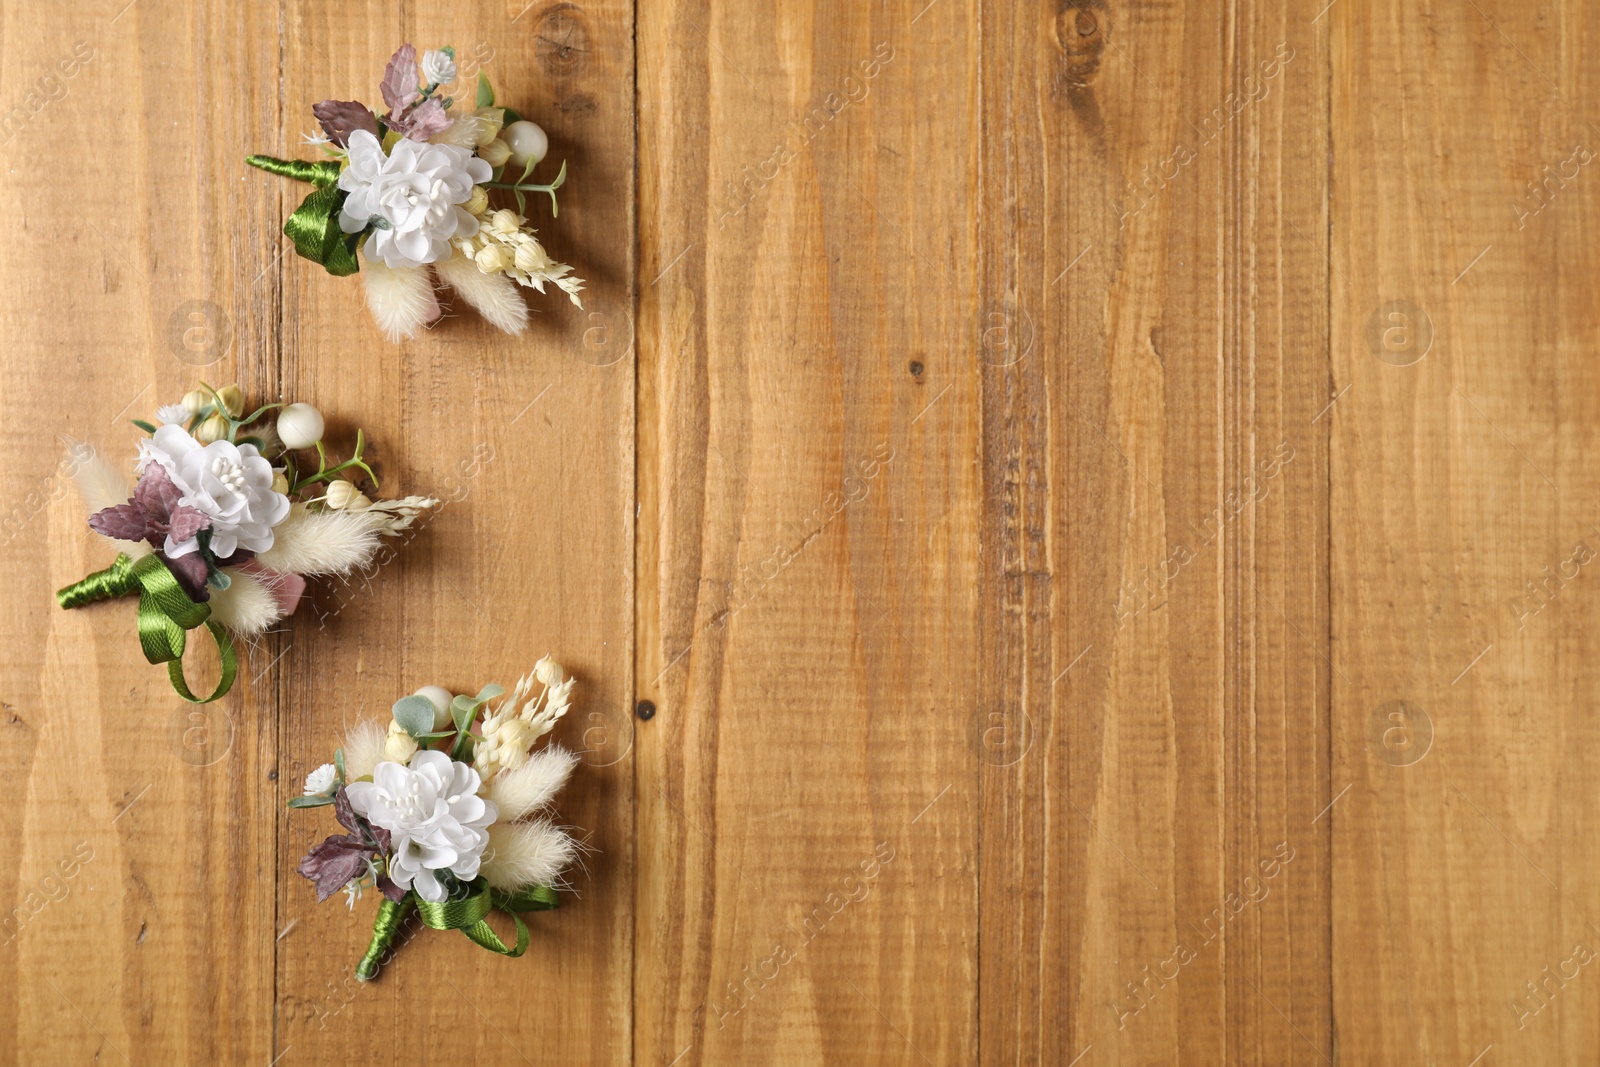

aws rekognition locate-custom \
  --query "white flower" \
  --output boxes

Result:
[338,129,492,269]
[303,763,337,796]
[345,751,498,903]
[138,424,291,559]
[155,404,189,425]
[421,49,457,87]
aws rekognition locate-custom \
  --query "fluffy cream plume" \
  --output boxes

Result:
[435,252,528,335]
[257,504,380,576]
[481,820,577,892]
[361,258,440,342]
[64,439,151,558]
[207,567,283,635]
[341,720,387,780]
[485,746,578,822]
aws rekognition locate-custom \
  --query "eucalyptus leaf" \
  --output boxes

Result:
[415,730,457,741]
[287,795,336,809]
[131,419,158,434]
[392,695,437,739]
[475,684,506,703]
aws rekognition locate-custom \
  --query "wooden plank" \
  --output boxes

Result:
[0,2,282,1064]
[976,2,1332,1063]
[267,3,634,1065]
[1330,0,1600,1062]
[633,1,980,1063]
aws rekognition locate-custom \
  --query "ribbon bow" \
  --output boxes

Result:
[244,155,362,276]
[356,881,559,980]
[57,553,238,703]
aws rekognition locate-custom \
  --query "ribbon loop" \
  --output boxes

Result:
[58,553,238,703]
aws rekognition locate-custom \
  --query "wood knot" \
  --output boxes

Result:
[531,3,591,78]
[1052,0,1108,90]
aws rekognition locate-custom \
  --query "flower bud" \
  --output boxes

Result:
[490,208,522,235]
[270,471,290,495]
[383,720,420,764]
[324,480,360,509]
[181,388,210,416]
[195,412,230,444]
[463,185,490,216]
[478,138,512,168]
[503,120,548,168]
[215,384,245,418]
[534,656,564,687]
[513,240,551,274]
[473,107,506,146]
[277,403,324,450]
[474,244,513,274]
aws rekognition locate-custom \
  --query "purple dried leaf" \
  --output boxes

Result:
[134,463,183,523]
[298,836,373,902]
[88,502,151,542]
[394,97,451,141]
[332,788,362,836]
[380,43,420,114]
[378,874,407,903]
[311,99,379,146]
[166,506,210,544]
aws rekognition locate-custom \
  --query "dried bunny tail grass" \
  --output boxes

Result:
[341,720,386,780]
[207,567,283,635]
[435,252,528,335]
[256,504,379,576]
[485,746,579,822]
[481,820,579,893]
[63,438,151,558]
[361,258,440,342]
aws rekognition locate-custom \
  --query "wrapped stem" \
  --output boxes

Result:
[355,894,415,981]
[57,554,138,609]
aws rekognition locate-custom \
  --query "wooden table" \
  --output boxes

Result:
[3,0,1593,1063]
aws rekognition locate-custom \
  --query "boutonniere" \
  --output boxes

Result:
[246,43,583,342]
[57,385,438,702]
[293,661,582,980]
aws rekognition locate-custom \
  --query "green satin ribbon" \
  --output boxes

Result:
[245,154,362,277]
[56,553,238,703]
[355,881,558,980]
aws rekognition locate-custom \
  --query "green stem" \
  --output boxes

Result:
[355,894,416,981]
[57,555,138,609]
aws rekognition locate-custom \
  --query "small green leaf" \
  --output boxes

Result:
[441,45,456,60]
[236,435,267,451]
[500,106,523,126]
[476,70,494,108]
[287,795,336,809]
[414,730,457,741]
[450,694,480,734]
[392,695,438,739]
[131,419,158,433]
[518,152,538,185]
[475,684,506,703]
[515,188,527,215]
[334,747,347,782]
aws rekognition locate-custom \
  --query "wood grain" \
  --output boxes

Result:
[2,0,1597,1063]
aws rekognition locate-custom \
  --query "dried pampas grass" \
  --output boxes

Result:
[341,720,387,780]
[481,819,578,893]
[486,746,578,822]
[361,258,440,342]
[257,504,380,576]
[208,567,283,635]
[436,253,528,335]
